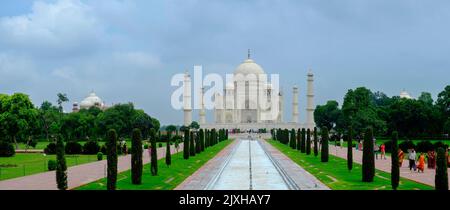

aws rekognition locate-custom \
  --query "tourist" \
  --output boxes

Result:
[374,143,380,160]
[427,150,436,169]
[446,149,450,168]
[340,137,343,149]
[408,148,417,171]
[123,142,128,155]
[398,149,404,167]
[380,143,386,160]
[417,153,425,173]
[148,145,152,157]
[358,141,363,151]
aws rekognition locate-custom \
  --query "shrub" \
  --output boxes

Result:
[83,141,100,154]
[391,131,400,190]
[306,129,311,155]
[158,143,163,148]
[0,141,15,157]
[435,147,448,190]
[150,128,158,176]
[97,152,103,161]
[399,140,415,153]
[131,129,143,185]
[416,141,434,153]
[321,127,329,162]
[56,136,67,190]
[347,127,353,171]
[313,127,318,156]
[27,139,38,148]
[433,142,449,150]
[65,141,82,154]
[183,130,189,160]
[144,144,149,149]
[47,160,57,171]
[100,144,107,155]
[106,129,118,190]
[362,127,375,182]
[44,142,57,155]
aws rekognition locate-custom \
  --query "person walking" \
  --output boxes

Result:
[427,150,436,169]
[417,153,425,173]
[398,149,405,167]
[380,143,386,160]
[374,142,380,160]
[408,148,417,171]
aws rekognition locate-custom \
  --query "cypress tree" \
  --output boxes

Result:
[190,131,196,156]
[301,128,306,153]
[55,135,67,190]
[150,128,158,176]
[306,129,311,155]
[106,129,118,190]
[435,147,448,190]
[200,129,205,152]
[296,129,301,150]
[347,127,353,171]
[391,131,399,190]
[321,127,329,162]
[362,127,375,182]
[183,129,189,159]
[165,132,172,167]
[131,128,143,184]
[290,129,296,149]
[226,129,229,140]
[313,127,318,157]
[195,132,201,154]
[205,130,209,148]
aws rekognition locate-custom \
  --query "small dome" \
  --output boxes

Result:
[400,90,412,99]
[234,59,265,76]
[80,92,103,109]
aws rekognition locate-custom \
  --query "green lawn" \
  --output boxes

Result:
[76,140,232,190]
[268,140,433,190]
[0,153,98,181]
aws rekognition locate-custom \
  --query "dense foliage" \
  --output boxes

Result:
[314,85,450,138]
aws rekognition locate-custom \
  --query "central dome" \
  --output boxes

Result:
[234,58,265,76]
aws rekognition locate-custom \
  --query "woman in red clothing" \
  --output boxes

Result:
[380,143,386,160]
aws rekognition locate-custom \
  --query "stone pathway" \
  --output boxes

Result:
[175,138,328,190]
[0,144,182,190]
[329,145,450,188]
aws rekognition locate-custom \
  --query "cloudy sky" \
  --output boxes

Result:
[0,0,449,125]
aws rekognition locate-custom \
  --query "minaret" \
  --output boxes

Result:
[292,86,299,123]
[306,70,316,129]
[183,71,192,126]
[199,87,206,124]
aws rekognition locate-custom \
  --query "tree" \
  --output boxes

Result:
[55,135,67,190]
[189,131,195,156]
[150,128,158,176]
[306,129,311,155]
[347,127,353,171]
[183,130,189,159]
[199,129,205,152]
[106,129,118,190]
[301,128,306,153]
[166,125,177,136]
[391,131,399,190]
[39,101,60,141]
[362,127,375,182]
[435,147,448,190]
[131,129,143,184]
[290,129,296,149]
[296,129,301,150]
[166,132,172,167]
[321,127,329,162]
[57,93,69,114]
[0,93,38,149]
[132,110,154,140]
[313,127,318,156]
[314,100,342,131]
[418,92,434,105]
[190,121,200,130]
[195,131,201,154]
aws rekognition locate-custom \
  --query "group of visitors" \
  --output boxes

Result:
[399,148,450,173]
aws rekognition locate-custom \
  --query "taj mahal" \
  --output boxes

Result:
[182,51,316,130]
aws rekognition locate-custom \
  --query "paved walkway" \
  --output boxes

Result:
[176,138,328,190]
[0,144,182,190]
[329,145,450,188]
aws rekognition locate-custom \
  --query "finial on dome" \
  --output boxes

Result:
[248,49,251,59]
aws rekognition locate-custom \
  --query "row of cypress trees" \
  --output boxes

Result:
[183,128,228,160]
[272,127,320,158]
